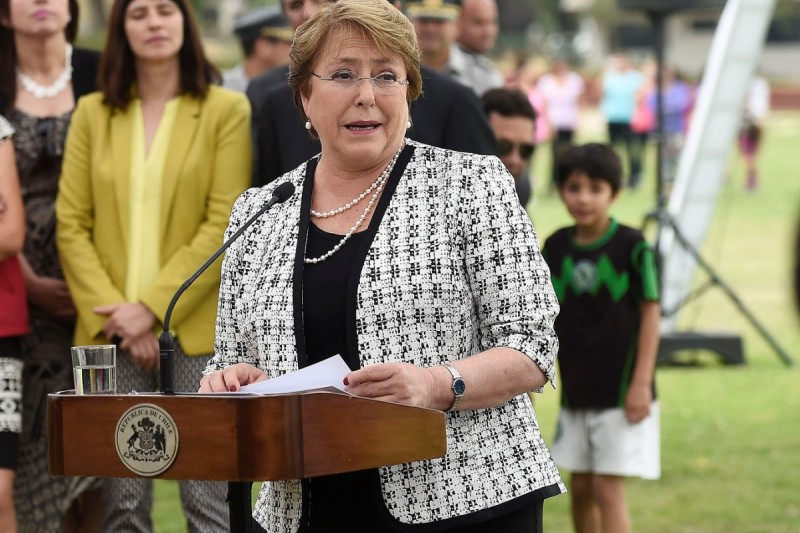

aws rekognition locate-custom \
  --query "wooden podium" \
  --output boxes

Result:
[49,390,446,530]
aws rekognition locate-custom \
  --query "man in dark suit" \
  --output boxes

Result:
[245,0,325,158]
[246,0,497,186]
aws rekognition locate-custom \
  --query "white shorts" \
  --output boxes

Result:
[551,402,661,480]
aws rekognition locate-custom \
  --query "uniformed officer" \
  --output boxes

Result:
[223,6,294,93]
[405,0,503,96]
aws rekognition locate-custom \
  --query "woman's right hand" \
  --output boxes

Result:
[198,364,268,393]
[26,274,76,323]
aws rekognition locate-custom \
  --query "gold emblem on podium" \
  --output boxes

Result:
[115,403,179,476]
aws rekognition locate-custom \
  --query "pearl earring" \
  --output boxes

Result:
[305,121,312,130]
[406,120,411,129]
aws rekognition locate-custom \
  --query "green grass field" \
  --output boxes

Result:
[152,111,800,532]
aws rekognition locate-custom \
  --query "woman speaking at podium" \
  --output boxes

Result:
[201,1,564,531]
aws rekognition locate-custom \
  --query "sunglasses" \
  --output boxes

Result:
[497,139,535,159]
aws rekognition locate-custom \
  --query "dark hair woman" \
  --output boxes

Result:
[97,0,221,109]
[0,0,101,530]
[55,0,251,529]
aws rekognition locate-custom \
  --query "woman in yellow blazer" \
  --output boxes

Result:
[55,0,250,530]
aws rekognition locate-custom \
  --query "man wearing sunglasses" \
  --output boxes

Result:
[482,87,538,207]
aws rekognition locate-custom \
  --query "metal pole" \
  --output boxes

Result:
[664,213,795,366]
[649,10,668,212]
[228,482,253,533]
[644,10,670,293]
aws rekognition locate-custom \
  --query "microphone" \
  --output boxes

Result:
[158,181,295,394]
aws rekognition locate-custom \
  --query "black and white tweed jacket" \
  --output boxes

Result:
[207,140,565,531]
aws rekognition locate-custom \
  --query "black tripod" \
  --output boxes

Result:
[639,9,794,367]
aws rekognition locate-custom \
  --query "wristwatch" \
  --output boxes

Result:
[441,362,465,411]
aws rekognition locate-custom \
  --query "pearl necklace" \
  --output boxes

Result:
[310,170,384,219]
[17,44,73,99]
[304,142,405,264]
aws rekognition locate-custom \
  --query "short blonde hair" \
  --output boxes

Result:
[289,0,422,136]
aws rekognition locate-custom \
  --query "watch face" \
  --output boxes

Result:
[453,378,466,396]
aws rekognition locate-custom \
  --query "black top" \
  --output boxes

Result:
[296,150,552,532]
[302,223,380,532]
[303,223,366,368]
[542,220,660,408]
[300,153,401,533]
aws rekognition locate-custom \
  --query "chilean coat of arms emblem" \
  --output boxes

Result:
[115,403,179,476]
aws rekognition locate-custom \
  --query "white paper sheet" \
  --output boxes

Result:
[239,355,351,395]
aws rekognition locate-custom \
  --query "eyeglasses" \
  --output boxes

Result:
[310,70,409,94]
[497,139,535,159]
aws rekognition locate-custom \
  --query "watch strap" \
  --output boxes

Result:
[441,362,464,411]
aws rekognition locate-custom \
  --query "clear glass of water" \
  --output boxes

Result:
[71,345,116,394]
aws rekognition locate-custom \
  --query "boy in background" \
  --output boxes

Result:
[542,143,660,533]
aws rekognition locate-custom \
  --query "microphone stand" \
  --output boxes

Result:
[159,184,294,394]
[156,182,294,533]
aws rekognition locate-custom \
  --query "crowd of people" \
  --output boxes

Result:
[0,0,722,531]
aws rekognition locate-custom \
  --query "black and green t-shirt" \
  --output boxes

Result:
[542,219,659,409]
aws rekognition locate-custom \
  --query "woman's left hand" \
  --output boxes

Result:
[95,302,157,342]
[344,363,438,409]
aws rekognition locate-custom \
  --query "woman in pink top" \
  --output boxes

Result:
[511,58,551,144]
[537,58,585,190]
